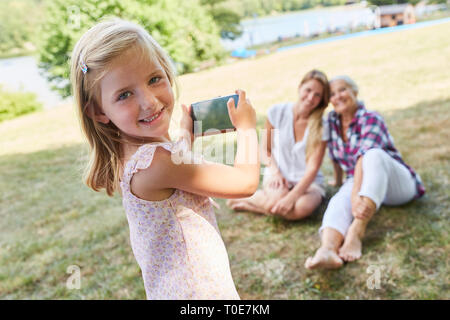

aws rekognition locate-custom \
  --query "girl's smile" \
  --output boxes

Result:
[139,105,167,124]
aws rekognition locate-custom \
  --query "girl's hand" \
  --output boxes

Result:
[270,193,295,216]
[180,104,194,146]
[227,89,256,130]
[351,195,376,220]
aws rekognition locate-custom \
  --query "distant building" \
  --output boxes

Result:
[379,4,416,28]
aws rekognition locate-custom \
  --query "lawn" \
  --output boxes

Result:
[0,21,449,299]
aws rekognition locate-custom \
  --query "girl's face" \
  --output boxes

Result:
[97,47,174,141]
[330,80,358,115]
[298,79,324,112]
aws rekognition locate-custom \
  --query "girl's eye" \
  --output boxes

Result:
[149,76,161,85]
[118,91,131,101]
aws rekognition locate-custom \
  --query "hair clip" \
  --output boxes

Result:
[80,60,88,74]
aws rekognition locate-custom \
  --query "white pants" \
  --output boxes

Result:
[320,148,418,237]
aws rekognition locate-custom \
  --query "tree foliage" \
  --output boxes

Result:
[201,0,243,40]
[38,0,225,97]
[0,0,44,56]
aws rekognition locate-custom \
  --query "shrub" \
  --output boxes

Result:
[0,86,42,122]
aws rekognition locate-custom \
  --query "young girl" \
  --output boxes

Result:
[70,18,260,299]
[227,70,330,220]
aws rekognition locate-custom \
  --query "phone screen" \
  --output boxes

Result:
[190,94,239,137]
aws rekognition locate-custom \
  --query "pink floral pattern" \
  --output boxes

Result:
[120,139,240,300]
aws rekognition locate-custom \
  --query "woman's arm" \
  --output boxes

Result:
[352,156,363,199]
[330,160,343,187]
[263,118,288,189]
[284,141,327,199]
[270,141,326,215]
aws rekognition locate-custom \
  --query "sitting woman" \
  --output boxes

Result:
[227,69,330,220]
[305,75,425,270]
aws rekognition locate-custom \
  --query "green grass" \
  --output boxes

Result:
[0,22,449,299]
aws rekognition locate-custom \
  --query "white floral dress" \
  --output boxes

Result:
[120,138,240,300]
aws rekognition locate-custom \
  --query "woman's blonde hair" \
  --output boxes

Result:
[70,18,177,196]
[300,69,330,161]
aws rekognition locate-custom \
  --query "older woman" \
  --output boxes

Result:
[305,76,425,269]
[227,70,330,220]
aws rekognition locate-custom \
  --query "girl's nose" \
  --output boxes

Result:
[139,89,158,110]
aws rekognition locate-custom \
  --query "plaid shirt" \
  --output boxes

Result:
[326,103,425,198]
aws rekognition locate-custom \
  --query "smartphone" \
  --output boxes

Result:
[190,94,239,137]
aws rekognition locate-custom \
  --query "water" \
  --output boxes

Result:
[221,5,379,50]
[0,56,65,109]
[0,4,445,108]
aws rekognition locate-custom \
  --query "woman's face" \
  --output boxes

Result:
[330,80,358,115]
[298,79,324,112]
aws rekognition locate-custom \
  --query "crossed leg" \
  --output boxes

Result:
[226,184,289,215]
[227,185,322,220]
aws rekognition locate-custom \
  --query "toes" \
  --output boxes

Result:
[226,199,235,207]
[304,257,313,269]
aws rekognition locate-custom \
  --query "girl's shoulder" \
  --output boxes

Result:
[122,139,189,201]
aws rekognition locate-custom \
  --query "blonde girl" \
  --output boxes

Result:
[227,70,330,220]
[70,18,260,299]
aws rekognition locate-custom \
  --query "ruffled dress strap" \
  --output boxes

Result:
[121,138,189,190]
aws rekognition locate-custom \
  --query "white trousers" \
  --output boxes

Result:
[320,148,418,237]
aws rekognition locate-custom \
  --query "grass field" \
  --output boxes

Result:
[0,21,449,299]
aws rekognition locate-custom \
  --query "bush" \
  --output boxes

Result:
[38,0,226,98]
[0,86,42,122]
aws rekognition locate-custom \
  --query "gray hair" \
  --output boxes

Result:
[330,75,359,95]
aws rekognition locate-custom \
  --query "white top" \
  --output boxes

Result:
[266,102,328,187]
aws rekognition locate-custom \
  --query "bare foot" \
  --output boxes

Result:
[339,227,363,262]
[304,247,343,270]
[226,199,238,208]
[226,199,251,212]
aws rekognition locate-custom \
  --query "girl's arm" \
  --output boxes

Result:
[132,90,261,199]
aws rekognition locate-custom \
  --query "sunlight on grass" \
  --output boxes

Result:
[0,22,449,299]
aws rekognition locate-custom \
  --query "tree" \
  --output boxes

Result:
[201,0,243,40]
[37,0,225,97]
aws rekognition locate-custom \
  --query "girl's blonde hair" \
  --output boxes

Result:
[70,18,177,196]
[300,69,330,161]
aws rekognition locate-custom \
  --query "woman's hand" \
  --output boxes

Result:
[270,193,295,216]
[351,195,376,220]
[180,104,194,146]
[327,179,341,187]
[268,171,289,190]
[227,89,256,130]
